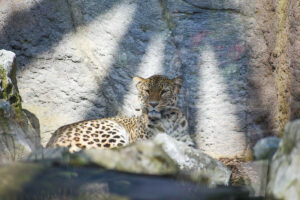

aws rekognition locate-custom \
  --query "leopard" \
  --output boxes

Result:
[46,75,195,152]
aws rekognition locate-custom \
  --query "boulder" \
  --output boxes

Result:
[253,136,280,160]
[0,49,41,163]
[70,141,178,176]
[37,134,230,186]
[267,120,300,200]
[235,160,269,197]
[153,134,231,186]
[29,144,178,176]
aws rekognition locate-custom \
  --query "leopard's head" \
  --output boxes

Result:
[133,75,183,119]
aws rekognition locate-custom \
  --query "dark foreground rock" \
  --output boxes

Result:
[0,162,259,200]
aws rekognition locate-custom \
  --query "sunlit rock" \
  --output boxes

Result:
[234,160,269,197]
[267,120,300,200]
[70,141,178,176]
[153,134,231,186]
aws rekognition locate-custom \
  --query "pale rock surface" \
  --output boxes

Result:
[153,133,231,186]
[29,145,178,176]
[236,160,269,197]
[267,120,300,200]
[70,141,178,176]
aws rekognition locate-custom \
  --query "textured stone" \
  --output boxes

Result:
[290,0,300,121]
[165,0,251,159]
[70,141,178,176]
[236,160,269,197]
[253,136,280,160]
[30,145,178,176]
[267,120,300,200]
[153,134,231,186]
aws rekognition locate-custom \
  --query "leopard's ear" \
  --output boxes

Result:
[133,76,145,85]
[133,76,146,91]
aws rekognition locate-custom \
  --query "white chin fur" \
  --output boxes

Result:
[148,111,161,119]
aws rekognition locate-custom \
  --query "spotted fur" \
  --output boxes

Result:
[46,75,195,152]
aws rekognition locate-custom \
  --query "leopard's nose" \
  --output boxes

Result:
[149,102,158,108]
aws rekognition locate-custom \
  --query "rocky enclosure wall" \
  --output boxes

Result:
[261,0,300,136]
[289,0,300,122]
[0,0,298,159]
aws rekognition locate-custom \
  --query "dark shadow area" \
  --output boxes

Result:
[83,1,162,119]
[162,9,249,136]
[0,162,257,200]
[161,3,274,153]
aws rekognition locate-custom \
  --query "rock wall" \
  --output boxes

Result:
[289,0,300,121]
[255,0,300,136]
[1,0,298,159]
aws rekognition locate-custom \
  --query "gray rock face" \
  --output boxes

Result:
[0,0,279,160]
[153,134,231,186]
[253,136,280,160]
[70,141,179,176]
[290,0,300,120]
[165,1,250,158]
[235,160,269,197]
[267,120,300,200]
[0,50,41,163]
[30,145,178,176]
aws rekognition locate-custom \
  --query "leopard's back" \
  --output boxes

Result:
[46,118,130,152]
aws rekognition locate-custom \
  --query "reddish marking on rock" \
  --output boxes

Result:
[190,30,206,47]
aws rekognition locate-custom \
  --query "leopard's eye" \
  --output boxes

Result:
[161,89,167,95]
[145,90,150,94]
